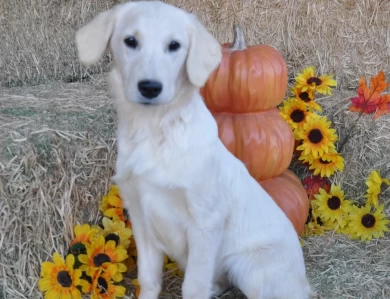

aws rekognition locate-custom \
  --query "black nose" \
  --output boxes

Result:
[138,80,163,99]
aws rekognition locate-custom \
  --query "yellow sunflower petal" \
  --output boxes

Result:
[115,285,126,297]
[102,217,111,229]
[65,254,75,269]
[105,241,119,254]
[45,289,60,299]
[80,279,92,293]
[52,252,65,266]
[41,261,55,275]
[60,292,72,299]
[71,288,82,298]
[116,262,127,273]
[104,208,123,219]
[112,271,123,282]
[108,194,122,207]
[73,269,82,285]
[38,278,53,292]
[77,254,89,265]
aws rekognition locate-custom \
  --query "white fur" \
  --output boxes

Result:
[76,1,313,298]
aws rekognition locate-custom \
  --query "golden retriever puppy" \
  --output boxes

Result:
[76,1,313,298]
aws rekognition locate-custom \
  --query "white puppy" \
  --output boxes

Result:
[76,1,313,298]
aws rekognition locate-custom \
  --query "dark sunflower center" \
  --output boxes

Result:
[361,214,376,228]
[123,208,130,219]
[305,208,313,224]
[320,158,331,164]
[105,233,120,246]
[308,129,323,144]
[290,109,305,123]
[57,270,72,288]
[93,253,111,267]
[307,77,322,86]
[80,272,92,284]
[299,91,311,103]
[98,277,109,294]
[327,196,341,210]
[70,242,86,255]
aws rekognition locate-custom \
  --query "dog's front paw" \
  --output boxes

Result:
[211,279,232,297]
[138,285,161,299]
[182,279,212,299]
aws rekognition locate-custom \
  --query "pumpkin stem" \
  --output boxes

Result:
[230,23,247,50]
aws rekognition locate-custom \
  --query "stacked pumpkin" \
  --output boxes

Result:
[201,25,309,234]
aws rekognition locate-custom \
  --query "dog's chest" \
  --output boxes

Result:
[116,127,200,189]
[138,183,190,264]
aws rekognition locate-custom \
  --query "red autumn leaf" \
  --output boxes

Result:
[302,175,330,200]
[373,96,390,120]
[349,71,390,119]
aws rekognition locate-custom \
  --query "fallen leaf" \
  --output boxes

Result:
[349,71,390,119]
[302,175,330,200]
[373,97,390,119]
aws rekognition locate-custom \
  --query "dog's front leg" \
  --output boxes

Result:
[182,226,222,299]
[136,235,165,299]
[117,181,164,299]
[128,205,165,299]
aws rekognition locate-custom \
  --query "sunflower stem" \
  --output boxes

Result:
[230,23,247,50]
[338,113,362,153]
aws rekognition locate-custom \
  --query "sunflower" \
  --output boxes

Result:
[294,66,337,95]
[124,220,137,255]
[164,261,184,278]
[124,244,137,271]
[101,217,133,249]
[364,170,390,207]
[296,114,338,158]
[298,152,314,165]
[302,206,330,237]
[130,278,141,298]
[121,219,138,271]
[131,278,139,288]
[313,184,352,229]
[78,235,128,282]
[38,253,84,299]
[69,223,101,255]
[81,265,126,299]
[308,149,344,178]
[290,85,321,112]
[162,256,184,277]
[279,98,312,132]
[346,204,390,241]
[100,185,127,222]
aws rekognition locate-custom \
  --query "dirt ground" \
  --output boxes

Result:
[1,74,389,299]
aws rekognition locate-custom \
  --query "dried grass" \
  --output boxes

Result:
[1,0,390,297]
[1,75,390,299]
[1,0,390,88]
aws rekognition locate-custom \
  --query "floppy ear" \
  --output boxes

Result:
[186,14,222,88]
[75,9,115,66]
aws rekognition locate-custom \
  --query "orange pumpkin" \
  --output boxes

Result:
[260,170,309,235]
[214,108,294,181]
[200,24,288,113]
[200,24,308,234]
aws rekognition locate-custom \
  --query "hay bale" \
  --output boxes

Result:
[1,0,390,88]
[1,79,389,298]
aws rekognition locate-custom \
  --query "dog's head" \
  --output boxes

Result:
[75,1,222,105]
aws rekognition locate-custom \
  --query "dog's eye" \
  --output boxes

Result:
[168,41,181,52]
[124,36,138,49]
